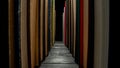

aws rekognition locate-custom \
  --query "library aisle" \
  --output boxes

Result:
[40,42,79,68]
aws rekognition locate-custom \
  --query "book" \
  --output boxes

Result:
[45,0,49,56]
[14,0,21,67]
[8,0,15,67]
[94,0,109,68]
[48,0,51,52]
[87,0,94,68]
[30,0,39,67]
[80,0,84,67]
[20,0,29,68]
[65,0,69,48]
[35,0,39,66]
[75,0,80,65]
[70,0,74,55]
[40,0,44,62]
[73,0,76,57]
[83,0,89,68]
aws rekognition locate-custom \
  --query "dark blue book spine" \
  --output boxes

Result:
[48,0,51,51]
[14,0,21,68]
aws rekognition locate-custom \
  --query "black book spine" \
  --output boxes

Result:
[87,0,94,68]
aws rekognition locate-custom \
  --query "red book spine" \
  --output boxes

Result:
[80,0,84,67]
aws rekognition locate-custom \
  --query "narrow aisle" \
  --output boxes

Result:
[40,42,79,68]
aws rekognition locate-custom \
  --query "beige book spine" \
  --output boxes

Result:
[21,0,28,68]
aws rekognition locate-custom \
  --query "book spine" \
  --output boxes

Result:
[83,0,89,68]
[8,0,15,67]
[75,0,80,65]
[48,0,51,51]
[87,0,94,67]
[20,0,28,68]
[94,0,109,68]
[73,0,76,57]
[45,0,48,56]
[40,0,44,62]
[80,0,84,67]
[14,0,21,67]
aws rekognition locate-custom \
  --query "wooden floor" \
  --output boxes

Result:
[40,42,79,68]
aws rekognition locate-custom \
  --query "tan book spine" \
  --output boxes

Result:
[30,0,37,67]
[21,0,28,68]
[83,0,89,68]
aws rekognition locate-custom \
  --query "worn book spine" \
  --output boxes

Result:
[80,0,84,67]
[52,0,55,45]
[50,0,53,47]
[75,0,80,65]
[8,0,15,68]
[14,0,21,67]
[20,0,28,68]
[42,0,46,61]
[94,0,109,68]
[87,0,94,68]
[48,0,51,51]
[30,0,38,67]
[45,0,48,56]
[35,0,39,66]
[40,0,44,62]
[68,0,71,50]
[70,0,74,55]
[83,0,89,68]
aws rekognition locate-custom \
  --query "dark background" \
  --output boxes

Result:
[0,0,9,67]
[55,0,65,41]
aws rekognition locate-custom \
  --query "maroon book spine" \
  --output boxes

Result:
[80,0,84,67]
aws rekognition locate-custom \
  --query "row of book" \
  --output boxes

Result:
[0,0,120,68]
[63,0,109,68]
[8,0,56,68]
[0,0,116,68]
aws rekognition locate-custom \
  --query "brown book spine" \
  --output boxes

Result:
[83,0,89,68]
[40,0,43,62]
[8,0,15,68]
